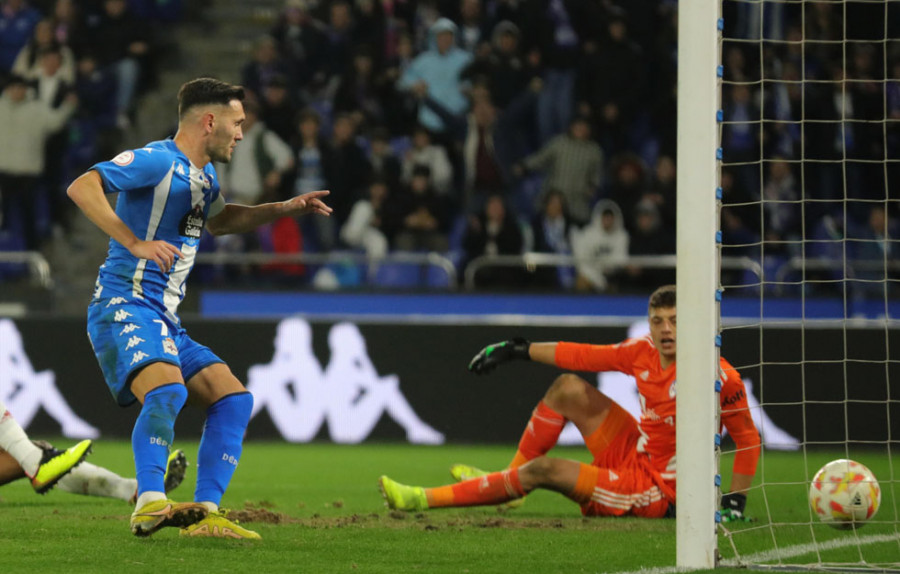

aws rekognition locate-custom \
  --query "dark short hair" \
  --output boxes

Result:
[649,285,676,310]
[177,77,245,119]
[297,107,321,126]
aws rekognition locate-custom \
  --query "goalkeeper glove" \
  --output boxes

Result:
[468,338,531,374]
[720,492,753,523]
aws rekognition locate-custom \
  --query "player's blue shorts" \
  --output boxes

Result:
[86,296,223,406]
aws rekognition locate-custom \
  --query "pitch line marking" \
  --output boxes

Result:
[607,533,900,574]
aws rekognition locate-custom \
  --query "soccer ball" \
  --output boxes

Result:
[809,459,881,529]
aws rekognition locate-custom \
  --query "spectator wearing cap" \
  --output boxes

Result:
[397,17,472,135]
[461,20,536,111]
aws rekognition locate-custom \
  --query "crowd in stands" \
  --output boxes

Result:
[215,0,898,296]
[0,0,183,261]
[1,0,897,298]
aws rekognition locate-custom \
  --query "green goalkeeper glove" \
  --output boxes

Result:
[468,338,531,374]
[720,492,753,523]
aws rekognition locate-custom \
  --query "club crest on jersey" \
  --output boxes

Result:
[179,204,205,239]
[163,337,178,356]
[112,150,135,166]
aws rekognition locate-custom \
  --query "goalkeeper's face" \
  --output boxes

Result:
[649,306,676,362]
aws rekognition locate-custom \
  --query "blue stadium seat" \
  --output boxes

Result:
[372,261,422,289]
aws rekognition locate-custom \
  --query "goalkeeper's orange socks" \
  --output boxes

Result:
[427,467,525,508]
[509,401,566,469]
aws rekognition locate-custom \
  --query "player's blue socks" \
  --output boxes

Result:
[195,392,253,506]
[133,383,187,496]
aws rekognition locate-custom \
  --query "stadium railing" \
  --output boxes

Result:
[194,250,459,289]
[463,253,762,290]
[0,251,54,289]
[773,257,900,295]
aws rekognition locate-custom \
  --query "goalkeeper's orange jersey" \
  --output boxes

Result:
[555,336,760,485]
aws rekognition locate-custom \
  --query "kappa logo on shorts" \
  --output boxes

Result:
[105,297,128,308]
[130,351,149,365]
[163,338,178,356]
[119,323,140,336]
[114,309,133,322]
[125,336,145,350]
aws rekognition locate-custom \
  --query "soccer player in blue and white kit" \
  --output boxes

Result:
[67,78,332,539]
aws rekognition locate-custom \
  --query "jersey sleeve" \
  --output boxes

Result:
[554,339,639,373]
[208,193,226,219]
[91,147,173,194]
[719,358,761,477]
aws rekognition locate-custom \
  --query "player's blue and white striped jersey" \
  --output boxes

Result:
[90,139,225,324]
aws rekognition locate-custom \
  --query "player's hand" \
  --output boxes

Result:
[130,240,183,273]
[720,492,753,523]
[282,190,332,217]
[468,338,530,374]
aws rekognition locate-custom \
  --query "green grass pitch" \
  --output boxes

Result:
[0,441,896,574]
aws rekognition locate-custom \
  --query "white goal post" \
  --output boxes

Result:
[676,0,722,568]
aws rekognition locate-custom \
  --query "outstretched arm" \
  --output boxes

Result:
[468,340,559,374]
[206,190,332,236]
[67,171,183,273]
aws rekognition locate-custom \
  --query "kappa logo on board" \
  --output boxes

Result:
[0,319,99,439]
[246,318,444,445]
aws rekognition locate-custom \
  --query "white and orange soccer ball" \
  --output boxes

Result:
[809,459,881,529]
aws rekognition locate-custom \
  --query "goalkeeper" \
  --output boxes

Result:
[380,285,760,521]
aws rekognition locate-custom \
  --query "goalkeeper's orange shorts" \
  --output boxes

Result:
[573,402,673,518]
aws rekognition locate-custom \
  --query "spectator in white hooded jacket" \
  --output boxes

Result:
[570,199,629,292]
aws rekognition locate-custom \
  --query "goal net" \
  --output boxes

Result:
[713,0,900,570]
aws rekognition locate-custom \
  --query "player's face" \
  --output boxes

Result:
[649,306,676,362]
[210,100,245,163]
